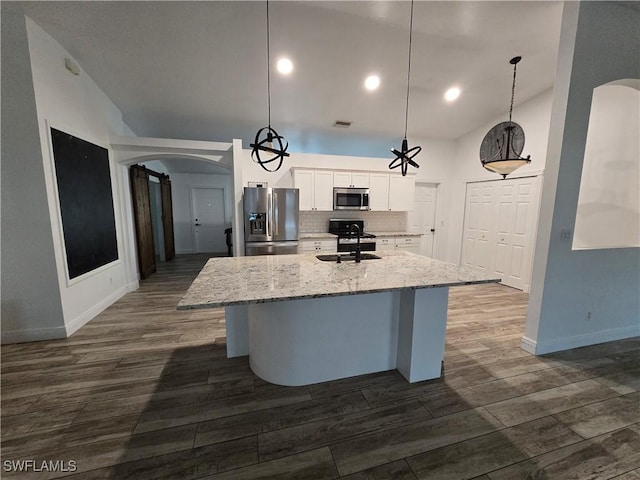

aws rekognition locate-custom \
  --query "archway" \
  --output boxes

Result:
[109,136,234,284]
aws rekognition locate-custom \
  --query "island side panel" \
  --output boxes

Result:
[247,292,400,386]
[225,304,249,357]
[396,287,449,382]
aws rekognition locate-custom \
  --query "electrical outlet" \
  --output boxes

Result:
[560,228,572,241]
[586,311,592,320]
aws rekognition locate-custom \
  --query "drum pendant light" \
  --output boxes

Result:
[389,0,421,177]
[250,0,289,172]
[479,56,531,179]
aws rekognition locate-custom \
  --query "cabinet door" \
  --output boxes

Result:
[377,237,394,250]
[293,170,315,211]
[333,172,352,188]
[369,173,390,211]
[388,175,415,211]
[351,172,370,188]
[395,236,421,253]
[299,239,317,252]
[314,171,334,211]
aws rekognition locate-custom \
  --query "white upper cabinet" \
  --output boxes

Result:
[293,169,333,211]
[333,171,370,188]
[388,175,415,211]
[370,173,415,211]
[369,173,390,211]
[293,168,414,211]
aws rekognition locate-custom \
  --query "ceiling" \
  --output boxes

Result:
[8,1,563,165]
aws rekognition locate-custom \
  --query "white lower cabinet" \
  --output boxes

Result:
[375,236,421,254]
[394,236,421,254]
[299,239,336,253]
[376,237,395,251]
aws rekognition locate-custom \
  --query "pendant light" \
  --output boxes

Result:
[250,0,289,172]
[479,56,531,179]
[389,0,421,177]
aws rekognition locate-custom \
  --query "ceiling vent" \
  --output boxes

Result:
[333,120,352,128]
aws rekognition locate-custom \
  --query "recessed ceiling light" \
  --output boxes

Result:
[444,87,461,102]
[277,58,294,75]
[364,75,380,91]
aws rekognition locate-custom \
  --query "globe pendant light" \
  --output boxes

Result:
[479,56,531,179]
[250,0,289,172]
[389,0,421,177]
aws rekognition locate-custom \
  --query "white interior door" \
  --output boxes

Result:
[191,187,227,253]
[461,177,540,292]
[409,183,438,256]
[461,183,494,274]
[503,177,539,290]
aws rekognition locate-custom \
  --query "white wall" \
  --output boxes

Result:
[171,173,233,254]
[573,83,639,249]
[2,16,137,342]
[524,1,640,355]
[1,10,65,342]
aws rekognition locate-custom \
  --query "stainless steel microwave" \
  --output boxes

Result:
[333,187,370,211]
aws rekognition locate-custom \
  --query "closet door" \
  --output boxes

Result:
[502,177,539,291]
[461,177,540,291]
[130,165,156,279]
[461,182,495,274]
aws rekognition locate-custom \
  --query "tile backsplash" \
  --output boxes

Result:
[300,210,407,233]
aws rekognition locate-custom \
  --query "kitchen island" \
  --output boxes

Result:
[178,251,500,386]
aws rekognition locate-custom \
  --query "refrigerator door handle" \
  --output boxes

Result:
[267,191,273,238]
[273,191,279,237]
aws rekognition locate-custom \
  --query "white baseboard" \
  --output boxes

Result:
[521,325,639,355]
[64,285,128,337]
[520,335,537,354]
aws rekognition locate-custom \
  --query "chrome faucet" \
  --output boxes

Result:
[349,224,362,263]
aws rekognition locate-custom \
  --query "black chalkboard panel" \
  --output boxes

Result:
[51,128,118,280]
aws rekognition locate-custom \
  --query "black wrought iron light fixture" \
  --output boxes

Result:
[250,0,289,172]
[389,0,421,177]
[479,56,531,179]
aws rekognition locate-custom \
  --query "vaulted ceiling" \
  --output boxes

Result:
[8,1,563,161]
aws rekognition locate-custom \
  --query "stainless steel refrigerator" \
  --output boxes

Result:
[244,187,299,255]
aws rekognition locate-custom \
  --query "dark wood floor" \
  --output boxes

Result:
[2,254,639,479]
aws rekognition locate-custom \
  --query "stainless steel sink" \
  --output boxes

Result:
[316,253,381,262]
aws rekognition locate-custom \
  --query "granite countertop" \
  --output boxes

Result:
[300,232,421,239]
[370,231,422,237]
[299,233,337,240]
[178,251,500,310]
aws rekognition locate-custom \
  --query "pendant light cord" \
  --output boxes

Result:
[266,0,271,128]
[404,0,415,139]
[509,61,517,124]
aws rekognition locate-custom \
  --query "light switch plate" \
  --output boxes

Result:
[560,228,572,241]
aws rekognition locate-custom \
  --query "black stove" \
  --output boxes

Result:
[328,219,377,252]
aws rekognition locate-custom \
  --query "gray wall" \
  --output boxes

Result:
[1,9,65,341]
[525,1,640,354]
